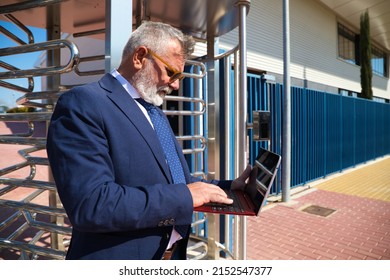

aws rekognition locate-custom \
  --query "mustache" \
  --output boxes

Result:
[157,85,172,95]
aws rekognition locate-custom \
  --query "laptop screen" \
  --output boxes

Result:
[193,147,281,216]
[247,148,281,213]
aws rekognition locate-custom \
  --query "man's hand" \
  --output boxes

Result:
[188,182,233,207]
[188,165,253,208]
[231,165,252,190]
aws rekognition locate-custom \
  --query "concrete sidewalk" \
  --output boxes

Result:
[246,156,390,260]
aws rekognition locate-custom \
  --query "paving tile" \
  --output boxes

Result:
[247,156,390,260]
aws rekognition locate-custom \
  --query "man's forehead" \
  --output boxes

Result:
[164,40,183,56]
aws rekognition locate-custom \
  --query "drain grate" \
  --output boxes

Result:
[301,205,336,217]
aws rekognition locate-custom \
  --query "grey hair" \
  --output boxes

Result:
[122,21,195,60]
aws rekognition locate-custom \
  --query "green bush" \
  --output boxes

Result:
[6,107,36,113]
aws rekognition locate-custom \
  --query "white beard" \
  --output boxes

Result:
[131,62,172,106]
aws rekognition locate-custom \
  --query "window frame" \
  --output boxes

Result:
[337,23,359,65]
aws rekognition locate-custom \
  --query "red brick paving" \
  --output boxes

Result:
[247,189,390,260]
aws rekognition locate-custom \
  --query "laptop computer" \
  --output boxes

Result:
[194,148,281,216]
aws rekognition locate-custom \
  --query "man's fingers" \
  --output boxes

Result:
[188,182,233,207]
[239,164,252,180]
[249,166,258,181]
[210,193,233,205]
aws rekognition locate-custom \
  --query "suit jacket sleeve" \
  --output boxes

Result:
[46,84,194,234]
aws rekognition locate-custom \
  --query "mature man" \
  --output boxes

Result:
[47,21,250,260]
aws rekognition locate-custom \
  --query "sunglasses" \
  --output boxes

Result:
[146,48,185,83]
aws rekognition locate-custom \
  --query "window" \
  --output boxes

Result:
[338,22,389,78]
[373,97,389,103]
[339,89,358,97]
[338,23,358,64]
[372,45,388,77]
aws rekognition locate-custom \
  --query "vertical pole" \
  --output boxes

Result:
[224,55,232,253]
[282,0,291,202]
[46,3,63,251]
[237,0,250,260]
[224,56,231,182]
[233,51,240,260]
[206,33,221,259]
[105,0,133,72]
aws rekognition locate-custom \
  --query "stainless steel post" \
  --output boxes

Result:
[232,51,240,259]
[206,33,221,259]
[105,0,133,72]
[223,55,231,253]
[237,0,250,260]
[46,3,63,251]
[282,0,291,202]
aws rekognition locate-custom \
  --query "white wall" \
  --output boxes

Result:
[218,0,389,99]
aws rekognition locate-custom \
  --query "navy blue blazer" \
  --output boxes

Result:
[47,73,230,259]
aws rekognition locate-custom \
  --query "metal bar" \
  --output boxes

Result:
[0,0,66,14]
[0,200,67,217]
[0,40,80,79]
[22,211,72,235]
[215,45,239,61]
[74,55,105,76]
[224,55,231,180]
[0,112,51,121]
[46,3,63,251]
[0,61,34,92]
[194,65,204,181]
[205,31,220,260]
[4,221,30,241]
[0,162,30,177]
[0,137,46,145]
[0,78,34,93]
[105,0,133,72]
[0,121,34,137]
[237,0,250,260]
[233,49,240,260]
[282,0,291,202]
[0,178,56,191]
[73,28,105,38]
[176,135,206,155]
[223,52,233,256]
[16,90,65,108]
[182,60,207,79]
[2,14,34,44]
[0,239,66,259]
[0,211,22,231]
[164,95,206,116]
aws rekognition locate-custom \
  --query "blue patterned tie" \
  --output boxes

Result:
[137,98,188,237]
[137,98,186,184]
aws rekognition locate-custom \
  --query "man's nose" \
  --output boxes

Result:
[169,79,181,90]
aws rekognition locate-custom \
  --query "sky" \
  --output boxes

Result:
[0,20,47,110]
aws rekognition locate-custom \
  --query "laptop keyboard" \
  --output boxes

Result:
[204,189,245,213]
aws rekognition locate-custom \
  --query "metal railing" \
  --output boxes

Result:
[0,3,78,259]
[0,0,65,15]
[0,40,80,79]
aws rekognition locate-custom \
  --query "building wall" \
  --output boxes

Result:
[218,0,389,100]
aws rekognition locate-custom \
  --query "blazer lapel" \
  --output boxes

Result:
[98,74,172,183]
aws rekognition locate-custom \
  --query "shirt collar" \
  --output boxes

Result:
[110,69,141,99]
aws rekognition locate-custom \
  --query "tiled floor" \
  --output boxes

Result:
[246,157,390,260]
[315,158,390,202]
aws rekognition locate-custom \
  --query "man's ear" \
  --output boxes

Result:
[133,46,148,70]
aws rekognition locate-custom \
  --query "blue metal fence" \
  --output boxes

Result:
[187,70,389,256]
[247,74,390,194]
